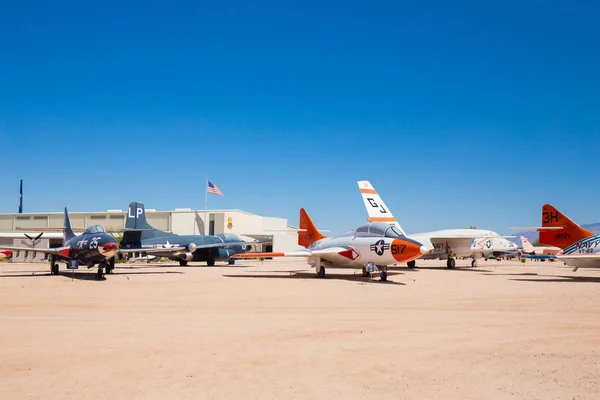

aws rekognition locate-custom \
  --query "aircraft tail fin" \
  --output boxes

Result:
[520,236,535,253]
[123,201,169,243]
[63,207,76,242]
[357,181,406,235]
[298,208,326,248]
[539,204,593,249]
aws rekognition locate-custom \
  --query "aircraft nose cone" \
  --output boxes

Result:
[420,245,427,254]
[100,241,120,258]
[391,239,425,262]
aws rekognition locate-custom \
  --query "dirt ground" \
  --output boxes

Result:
[1,258,599,400]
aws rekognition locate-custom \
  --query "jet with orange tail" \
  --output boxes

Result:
[522,204,600,271]
[232,208,427,281]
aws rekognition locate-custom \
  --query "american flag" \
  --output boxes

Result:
[207,181,223,196]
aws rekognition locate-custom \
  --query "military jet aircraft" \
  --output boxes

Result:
[119,201,266,266]
[0,208,119,279]
[232,208,427,281]
[357,181,518,268]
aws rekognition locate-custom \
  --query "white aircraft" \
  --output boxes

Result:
[233,208,427,281]
[357,181,518,268]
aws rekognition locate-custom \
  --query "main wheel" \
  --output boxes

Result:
[228,259,235,265]
[380,270,388,282]
[471,259,478,268]
[179,259,188,267]
[317,266,326,278]
[362,267,369,277]
[207,253,215,267]
[446,258,456,269]
[407,260,416,268]
[51,263,59,275]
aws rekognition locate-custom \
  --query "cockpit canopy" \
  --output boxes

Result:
[84,224,106,234]
[355,222,404,238]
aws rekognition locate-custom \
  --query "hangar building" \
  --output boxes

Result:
[0,208,300,262]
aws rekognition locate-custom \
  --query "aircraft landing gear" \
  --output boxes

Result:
[207,252,215,267]
[228,259,235,265]
[471,259,478,268]
[380,266,388,282]
[407,260,416,268]
[106,258,115,274]
[96,265,105,280]
[316,265,326,278]
[446,258,456,269]
[179,259,188,267]
[362,267,369,277]
[49,255,59,275]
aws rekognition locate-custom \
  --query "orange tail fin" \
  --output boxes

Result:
[298,208,326,248]
[539,204,593,249]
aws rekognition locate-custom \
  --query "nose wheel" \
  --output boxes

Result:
[316,265,326,278]
[471,259,478,268]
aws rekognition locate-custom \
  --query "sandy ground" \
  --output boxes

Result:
[1,258,599,400]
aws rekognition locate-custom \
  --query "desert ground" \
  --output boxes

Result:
[1,258,599,400]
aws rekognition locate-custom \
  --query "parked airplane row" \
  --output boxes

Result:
[233,181,519,280]
[1,181,596,281]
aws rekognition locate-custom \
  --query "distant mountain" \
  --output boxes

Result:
[512,223,600,244]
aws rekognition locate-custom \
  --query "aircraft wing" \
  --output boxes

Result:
[193,240,270,250]
[557,254,600,261]
[0,245,71,257]
[429,234,515,239]
[232,247,349,259]
[119,246,187,254]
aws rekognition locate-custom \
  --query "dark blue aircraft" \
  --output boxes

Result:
[0,208,119,279]
[119,201,265,266]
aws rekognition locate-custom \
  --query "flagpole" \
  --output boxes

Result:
[204,177,208,235]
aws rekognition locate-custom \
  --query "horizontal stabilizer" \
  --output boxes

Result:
[510,227,564,231]
[232,246,350,259]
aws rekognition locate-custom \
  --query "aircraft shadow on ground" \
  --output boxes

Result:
[416,267,494,273]
[223,271,407,285]
[0,270,184,281]
[509,275,600,284]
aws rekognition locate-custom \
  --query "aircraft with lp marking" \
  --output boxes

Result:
[233,208,427,281]
[515,204,600,270]
[357,181,517,268]
[119,201,266,266]
[0,208,119,279]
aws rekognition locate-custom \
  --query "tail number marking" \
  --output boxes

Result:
[543,211,558,224]
[128,207,144,218]
[367,198,387,214]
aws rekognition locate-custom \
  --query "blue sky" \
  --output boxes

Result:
[1,0,598,235]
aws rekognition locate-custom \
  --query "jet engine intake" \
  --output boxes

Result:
[182,252,194,261]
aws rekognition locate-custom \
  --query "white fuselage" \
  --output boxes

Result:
[308,234,425,269]
[560,235,600,268]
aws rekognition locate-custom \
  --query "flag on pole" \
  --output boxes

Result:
[207,181,223,196]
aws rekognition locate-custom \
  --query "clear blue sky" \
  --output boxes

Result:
[1,1,598,235]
